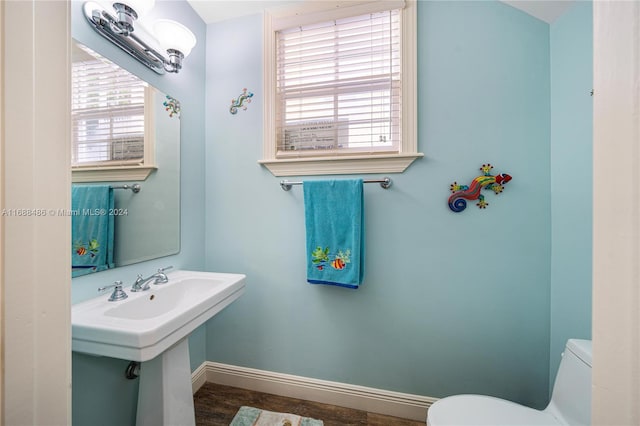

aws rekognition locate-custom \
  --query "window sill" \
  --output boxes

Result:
[258,153,424,177]
[71,165,157,183]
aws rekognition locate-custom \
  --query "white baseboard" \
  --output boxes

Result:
[191,361,436,422]
[191,362,208,394]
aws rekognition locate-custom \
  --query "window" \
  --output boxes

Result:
[71,44,156,182]
[260,0,422,176]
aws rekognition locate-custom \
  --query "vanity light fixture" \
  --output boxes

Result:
[83,0,196,74]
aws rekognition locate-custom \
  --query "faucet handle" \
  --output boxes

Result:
[158,265,173,273]
[98,281,128,302]
[98,280,123,292]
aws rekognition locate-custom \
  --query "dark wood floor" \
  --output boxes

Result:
[194,382,426,426]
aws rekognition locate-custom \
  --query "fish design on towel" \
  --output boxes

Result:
[311,247,351,271]
[74,238,100,257]
[331,258,346,270]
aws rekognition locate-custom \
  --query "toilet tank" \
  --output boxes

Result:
[546,339,592,426]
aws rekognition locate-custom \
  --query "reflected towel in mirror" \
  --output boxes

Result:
[71,185,114,277]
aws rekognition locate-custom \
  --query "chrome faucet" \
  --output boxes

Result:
[98,281,128,301]
[130,266,173,292]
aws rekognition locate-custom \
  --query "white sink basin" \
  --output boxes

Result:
[72,270,246,362]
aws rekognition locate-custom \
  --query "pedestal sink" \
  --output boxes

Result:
[72,270,246,426]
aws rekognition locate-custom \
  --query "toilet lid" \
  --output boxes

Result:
[427,395,561,426]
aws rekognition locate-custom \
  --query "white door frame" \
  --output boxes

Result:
[592,1,640,424]
[1,1,72,424]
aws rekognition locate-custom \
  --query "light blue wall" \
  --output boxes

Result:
[549,1,593,386]
[203,1,552,409]
[70,1,206,425]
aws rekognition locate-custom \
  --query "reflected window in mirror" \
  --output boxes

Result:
[71,43,157,183]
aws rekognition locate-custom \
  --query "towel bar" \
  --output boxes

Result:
[111,183,141,193]
[280,177,392,191]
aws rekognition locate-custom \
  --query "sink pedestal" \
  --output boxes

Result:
[136,338,195,426]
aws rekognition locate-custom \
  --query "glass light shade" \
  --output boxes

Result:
[116,0,155,17]
[153,19,197,58]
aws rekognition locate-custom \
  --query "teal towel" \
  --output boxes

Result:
[303,179,364,288]
[71,185,114,277]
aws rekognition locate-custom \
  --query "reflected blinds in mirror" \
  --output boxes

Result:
[275,8,401,156]
[71,46,146,167]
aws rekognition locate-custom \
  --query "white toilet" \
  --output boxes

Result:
[427,339,592,426]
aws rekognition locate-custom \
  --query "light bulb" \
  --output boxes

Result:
[153,19,197,58]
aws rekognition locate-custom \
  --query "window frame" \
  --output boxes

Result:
[260,0,422,177]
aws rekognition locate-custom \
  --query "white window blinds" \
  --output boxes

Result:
[276,9,401,156]
[71,49,146,167]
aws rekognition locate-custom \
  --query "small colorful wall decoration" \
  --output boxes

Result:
[229,88,253,115]
[448,164,512,213]
[163,95,181,118]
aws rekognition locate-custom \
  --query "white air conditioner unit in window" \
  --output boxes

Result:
[283,120,347,151]
[111,138,145,161]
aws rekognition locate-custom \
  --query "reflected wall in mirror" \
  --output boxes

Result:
[71,41,180,277]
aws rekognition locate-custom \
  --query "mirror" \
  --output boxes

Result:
[71,41,180,277]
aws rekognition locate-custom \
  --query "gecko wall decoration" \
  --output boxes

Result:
[163,95,180,118]
[448,164,512,213]
[229,88,253,115]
